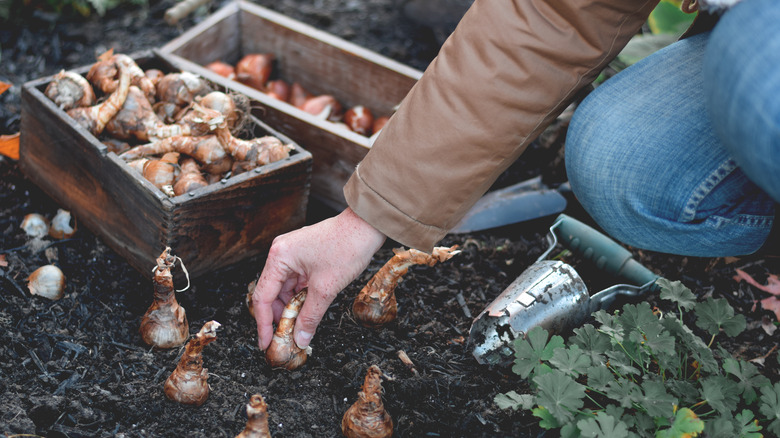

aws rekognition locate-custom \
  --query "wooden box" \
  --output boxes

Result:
[159,0,423,210]
[19,51,313,279]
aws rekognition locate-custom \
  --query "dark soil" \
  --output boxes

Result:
[2,1,780,437]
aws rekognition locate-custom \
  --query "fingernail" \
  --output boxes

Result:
[295,331,313,349]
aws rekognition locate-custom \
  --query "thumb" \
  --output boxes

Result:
[293,287,332,349]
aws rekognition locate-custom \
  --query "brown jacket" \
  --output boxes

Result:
[344,0,661,252]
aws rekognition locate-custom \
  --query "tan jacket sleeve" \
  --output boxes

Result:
[344,0,660,252]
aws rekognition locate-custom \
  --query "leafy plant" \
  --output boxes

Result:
[495,278,780,437]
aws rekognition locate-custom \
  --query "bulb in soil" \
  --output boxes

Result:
[21,213,49,239]
[353,245,460,327]
[235,394,272,438]
[164,320,221,406]
[48,209,77,239]
[342,365,393,438]
[265,288,310,370]
[27,265,66,300]
[139,247,189,349]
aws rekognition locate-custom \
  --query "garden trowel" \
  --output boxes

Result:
[468,213,660,367]
[449,176,569,234]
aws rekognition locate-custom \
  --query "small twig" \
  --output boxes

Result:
[164,0,213,25]
[1,271,28,297]
[397,350,419,376]
[456,292,471,318]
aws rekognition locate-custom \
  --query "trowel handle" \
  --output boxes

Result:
[553,214,659,290]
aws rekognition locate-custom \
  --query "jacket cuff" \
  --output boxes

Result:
[344,164,447,253]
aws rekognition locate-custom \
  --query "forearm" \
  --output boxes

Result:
[345,0,658,252]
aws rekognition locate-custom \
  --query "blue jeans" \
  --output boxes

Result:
[565,0,779,257]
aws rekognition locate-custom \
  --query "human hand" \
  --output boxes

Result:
[252,207,386,351]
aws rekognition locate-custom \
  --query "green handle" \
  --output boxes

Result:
[553,214,659,290]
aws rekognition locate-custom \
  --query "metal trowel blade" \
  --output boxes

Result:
[449,177,568,234]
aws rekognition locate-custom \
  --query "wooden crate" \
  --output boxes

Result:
[19,51,313,279]
[159,0,423,211]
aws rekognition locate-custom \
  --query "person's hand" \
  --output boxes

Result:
[252,207,386,351]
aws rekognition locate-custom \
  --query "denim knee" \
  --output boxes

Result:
[703,0,780,202]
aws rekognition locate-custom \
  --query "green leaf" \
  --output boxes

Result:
[658,278,697,312]
[666,379,699,407]
[532,405,560,429]
[605,379,642,409]
[571,324,611,365]
[619,302,660,334]
[550,345,592,378]
[494,391,535,411]
[534,370,586,424]
[594,310,624,342]
[585,365,614,392]
[661,315,719,374]
[605,349,641,377]
[577,412,629,437]
[640,379,678,418]
[723,356,771,404]
[694,297,747,338]
[512,325,564,379]
[735,409,763,438]
[759,382,780,435]
[655,407,705,438]
[700,376,740,415]
[647,1,696,36]
[703,416,735,438]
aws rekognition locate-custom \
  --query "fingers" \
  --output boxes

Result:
[292,285,335,349]
[253,252,299,351]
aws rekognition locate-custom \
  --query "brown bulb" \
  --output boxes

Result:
[139,247,189,349]
[342,365,393,438]
[236,394,272,438]
[372,116,390,134]
[300,95,343,122]
[164,320,221,406]
[265,288,309,370]
[344,105,375,136]
[236,53,274,91]
[205,60,236,80]
[289,82,312,108]
[353,245,461,327]
[265,79,290,102]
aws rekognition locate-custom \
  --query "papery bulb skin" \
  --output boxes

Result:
[289,82,312,108]
[372,116,390,134]
[342,365,393,438]
[164,320,221,406]
[21,213,49,238]
[265,79,290,102]
[48,209,77,239]
[300,95,343,122]
[235,394,272,438]
[27,265,66,300]
[265,288,309,370]
[139,247,189,349]
[235,53,274,91]
[173,157,208,196]
[205,61,236,80]
[45,70,96,111]
[344,105,374,136]
[353,245,460,328]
